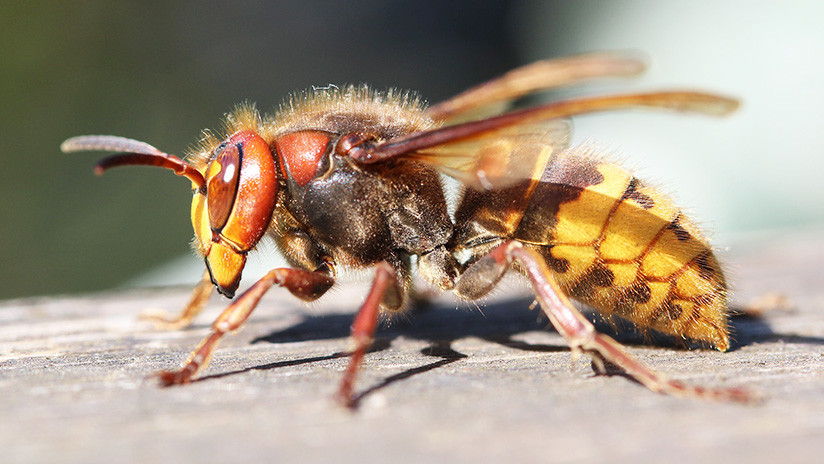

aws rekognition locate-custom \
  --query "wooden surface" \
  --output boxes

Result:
[1,228,823,464]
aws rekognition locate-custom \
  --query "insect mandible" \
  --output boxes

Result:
[62,53,754,406]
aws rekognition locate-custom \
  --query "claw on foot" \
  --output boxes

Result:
[154,368,195,387]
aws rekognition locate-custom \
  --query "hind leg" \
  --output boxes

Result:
[455,240,756,403]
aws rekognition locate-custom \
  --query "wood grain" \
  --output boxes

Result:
[1,229,823,464]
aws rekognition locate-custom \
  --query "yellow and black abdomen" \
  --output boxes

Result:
[454,148,729,351]
[519,149,728,350]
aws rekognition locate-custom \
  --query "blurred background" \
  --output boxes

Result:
[1,0,822,300]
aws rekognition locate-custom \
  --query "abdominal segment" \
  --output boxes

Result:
[515,150,729,350]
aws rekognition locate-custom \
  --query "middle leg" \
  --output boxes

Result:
[335,261,401,408]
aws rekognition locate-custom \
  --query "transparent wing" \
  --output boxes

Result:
[426,52,646,123]
[357,91,737,190]
[407,119,570,190]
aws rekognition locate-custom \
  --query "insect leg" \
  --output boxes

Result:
[336,262,398,408]
[155,266,335,386]
[462,241,756,403]
[139,271,214,330]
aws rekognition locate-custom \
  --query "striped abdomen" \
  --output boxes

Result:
[455,147,729,350]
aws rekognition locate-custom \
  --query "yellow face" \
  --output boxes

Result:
[190,130,278,298]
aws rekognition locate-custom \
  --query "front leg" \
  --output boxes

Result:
[139,271,214,330]
[456,241,756,403]
[156,265,335,386]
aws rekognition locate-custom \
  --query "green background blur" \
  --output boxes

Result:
[2,1,822,300]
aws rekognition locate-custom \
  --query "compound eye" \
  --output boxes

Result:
[206,142,241,231]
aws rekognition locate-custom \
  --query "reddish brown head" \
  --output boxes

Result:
[61,129,278,298]
[192,130,278,296]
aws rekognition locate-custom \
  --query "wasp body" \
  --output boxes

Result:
[459,149,728,350]
[62,53,749,405]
